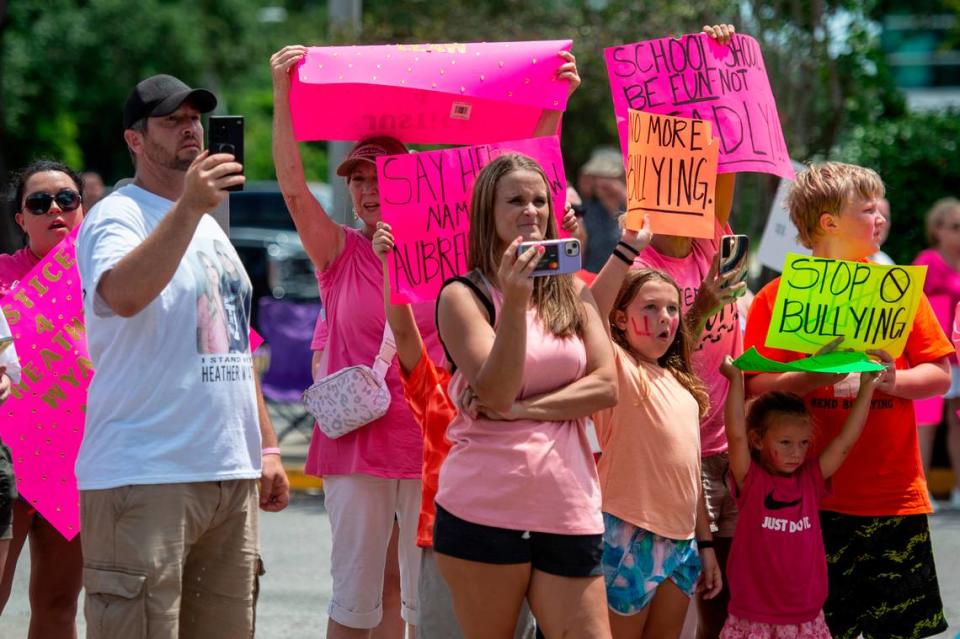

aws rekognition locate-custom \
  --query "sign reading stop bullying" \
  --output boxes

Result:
[767,254,928,358]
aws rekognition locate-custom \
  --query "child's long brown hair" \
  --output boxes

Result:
[468,153,584,338]
[610,268,709,417]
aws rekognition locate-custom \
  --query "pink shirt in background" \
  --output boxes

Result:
[436,284,603,535]
[912,249,960,365]
[594,344,702,539]
[726,460,829,625]
[0,247,40,296]
[304,227,439,479]
[635,221,743,456]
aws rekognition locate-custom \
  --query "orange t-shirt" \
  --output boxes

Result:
[399,347,454,548]
[744,278,954,516]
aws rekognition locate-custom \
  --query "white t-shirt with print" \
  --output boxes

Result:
[76,184,260,490]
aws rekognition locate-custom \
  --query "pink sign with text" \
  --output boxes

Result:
[291,40,572,145]
[0,232,264,540]
[378,136,567,303]
[605,33,794,180]
[1,233,88,540]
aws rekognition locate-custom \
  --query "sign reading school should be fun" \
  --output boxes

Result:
[605,33,794,180]
[378,136,567,303]
[290,40,573,145]
[766,254,927,358]
[625,109,719,239]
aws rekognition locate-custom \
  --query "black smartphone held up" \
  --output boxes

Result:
[208,115,244,192]
[518,238,582,277]
[719,234,749,290]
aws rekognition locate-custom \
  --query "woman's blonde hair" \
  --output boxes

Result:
[924,197,960,248]
[609,268,709,417]
[786,162,884,249]
[468,153,584,338]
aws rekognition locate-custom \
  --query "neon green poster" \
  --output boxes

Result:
[766,254,927,358]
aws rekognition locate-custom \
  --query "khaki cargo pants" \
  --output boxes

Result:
[80,480,262,639]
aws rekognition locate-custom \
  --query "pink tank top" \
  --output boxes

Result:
[436,280,603,535]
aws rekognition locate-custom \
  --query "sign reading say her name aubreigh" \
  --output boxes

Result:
[378,136,567,303]
[605,33,794,180]
[1,231,89,540]
[625,110,719,238]
[766,254,928,358]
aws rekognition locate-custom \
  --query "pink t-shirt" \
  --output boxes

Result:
[436,284,603,535]
[913,249,960,364]
[304,227,439,478]
[0,247,40,296]
[726,460,828,625]
[635,222,743,456]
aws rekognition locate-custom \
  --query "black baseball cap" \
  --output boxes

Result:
[123,74,217,130]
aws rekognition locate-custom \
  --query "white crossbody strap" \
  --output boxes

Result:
[370,323,396,379]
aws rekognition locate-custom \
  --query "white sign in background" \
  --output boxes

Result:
[757,161,810,272]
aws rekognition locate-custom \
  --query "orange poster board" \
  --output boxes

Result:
[625,109,719,238]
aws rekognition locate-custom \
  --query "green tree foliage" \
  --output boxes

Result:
[835,110,960,264]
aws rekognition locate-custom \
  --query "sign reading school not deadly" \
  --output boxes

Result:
[605,33,794,180]
[767,254,927,358]
[378,136,567,303]
[625,110,719,238]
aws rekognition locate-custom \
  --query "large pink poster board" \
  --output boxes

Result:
[605,33,794,180]
[1,233,88,539]
[291,40,572,144]
[378,136,567,303]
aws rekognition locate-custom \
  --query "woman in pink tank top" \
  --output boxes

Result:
[435,154,618,638]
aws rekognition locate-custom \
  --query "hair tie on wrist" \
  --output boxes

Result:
[262,447,281,457]
[612,249,633,266]
[697,539,715,550]
[617,241,641,257]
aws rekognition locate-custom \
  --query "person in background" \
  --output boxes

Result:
[80,171,106,209]
[913,197,960,509]
[869,198,893,265]
[579,148,627,273]
[0,160,86,639]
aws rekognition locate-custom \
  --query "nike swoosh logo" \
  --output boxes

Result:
[765,491,802,510]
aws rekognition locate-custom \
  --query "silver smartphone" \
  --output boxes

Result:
[518,238,582,277]
[719,234,749,275]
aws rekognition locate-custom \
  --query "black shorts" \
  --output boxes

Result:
[433,503,603,578]
[0,440,16,541]
[820,511,947,639]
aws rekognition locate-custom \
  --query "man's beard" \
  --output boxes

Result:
[142,135,198,171]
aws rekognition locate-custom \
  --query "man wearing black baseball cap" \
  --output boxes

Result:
[75,74,288,639]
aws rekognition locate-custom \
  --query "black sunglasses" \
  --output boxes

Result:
[24,189,82,215]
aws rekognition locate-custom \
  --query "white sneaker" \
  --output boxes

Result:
[949,488,960,510]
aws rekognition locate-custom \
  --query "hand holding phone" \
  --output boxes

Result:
[517,238,582,277]
[719,235,749,289]
[208,115,244,192]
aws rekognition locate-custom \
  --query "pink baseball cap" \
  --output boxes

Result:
[335,136,409,177]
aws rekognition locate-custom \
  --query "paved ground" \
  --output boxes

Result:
[1,491,958,638]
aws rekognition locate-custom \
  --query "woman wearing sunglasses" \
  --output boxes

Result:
[0,160,85,639]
